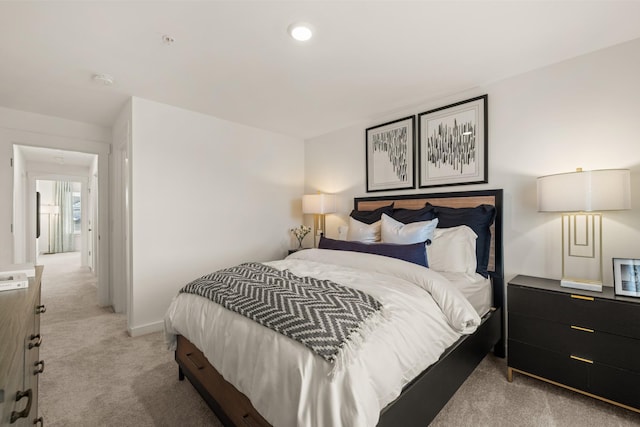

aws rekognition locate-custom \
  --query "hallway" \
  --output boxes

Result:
[38,253,219,426]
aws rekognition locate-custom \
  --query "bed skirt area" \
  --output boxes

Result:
[175,307,502,427]
[176,334,272,427]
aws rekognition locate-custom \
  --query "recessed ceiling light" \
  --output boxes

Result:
[288,23,313,42]
[92,73,114,86]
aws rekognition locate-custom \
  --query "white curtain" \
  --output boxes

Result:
[50,181,75,253]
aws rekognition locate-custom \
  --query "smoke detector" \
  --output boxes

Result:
[93,73,114,86]
[162,34,175,45]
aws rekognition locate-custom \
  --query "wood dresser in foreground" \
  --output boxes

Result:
[0,266,45,426]
[507,274,640,413]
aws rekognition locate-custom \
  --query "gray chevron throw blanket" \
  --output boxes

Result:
[180,262,383,365]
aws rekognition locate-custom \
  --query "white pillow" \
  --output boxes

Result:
[427,225,478,274]
[337,225,349,241]
[346,217,381,243]
[380,214,438,244]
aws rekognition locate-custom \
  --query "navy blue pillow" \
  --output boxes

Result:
[391,205,437,224]
[428,203,496,277]
[350,203,394,225]
[318,236,428,267]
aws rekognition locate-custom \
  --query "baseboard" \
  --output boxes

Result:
[128,320,164,337]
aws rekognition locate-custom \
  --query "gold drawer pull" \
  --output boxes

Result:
[571,325,594,333]
[570,294,594,301]
[570,355,594,364]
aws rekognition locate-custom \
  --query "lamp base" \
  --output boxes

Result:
[560,278,603,292]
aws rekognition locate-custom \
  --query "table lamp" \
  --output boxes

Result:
[537,168,631,291]
[302,194,336,247]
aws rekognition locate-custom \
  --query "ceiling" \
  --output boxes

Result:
[18,145,97,168]
[1,1,640,140]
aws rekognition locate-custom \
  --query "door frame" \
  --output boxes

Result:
[12,142,111,308]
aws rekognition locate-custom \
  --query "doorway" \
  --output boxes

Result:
[12,145,101,302]
[36,180,88,269]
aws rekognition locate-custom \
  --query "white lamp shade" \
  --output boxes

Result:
[302,194,336,214]
[537,169,631,212]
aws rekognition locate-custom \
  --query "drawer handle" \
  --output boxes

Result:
[28,334,42,350]
[33,416,44,426]
[570,325,594,333]
[35,305,46,314]
[570,355,594,364]
[34,360,45,375]
[570,294,594,301]
[10,389,32,423]
[185,352,204,370]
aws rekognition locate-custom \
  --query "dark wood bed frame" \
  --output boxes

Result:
[176,189,505,427]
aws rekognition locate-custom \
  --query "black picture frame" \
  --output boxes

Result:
[418,95,488,188]
[613,258,640,298]
[365,116,415,193]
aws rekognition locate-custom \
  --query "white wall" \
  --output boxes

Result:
[11,145,27,263]
[0,106,111,267]
[305,38,640,286]
[127,97,305,336]
[111,100,132,315]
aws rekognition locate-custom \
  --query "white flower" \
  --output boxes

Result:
[290,225,312,240]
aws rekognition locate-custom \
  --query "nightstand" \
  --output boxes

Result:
[507,275,640,413]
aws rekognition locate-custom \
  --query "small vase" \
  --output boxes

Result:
[297,238,304,249]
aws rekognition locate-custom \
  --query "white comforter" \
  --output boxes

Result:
[164,249,481,427]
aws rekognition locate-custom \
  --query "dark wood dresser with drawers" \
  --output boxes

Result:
[507,274,640,413]
[0,266,45,426]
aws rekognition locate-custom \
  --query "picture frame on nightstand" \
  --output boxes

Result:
[613,258,640,297]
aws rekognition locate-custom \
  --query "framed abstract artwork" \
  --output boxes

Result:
[365,116,415,192]
[418,95,488,188]
[613,258,640,298]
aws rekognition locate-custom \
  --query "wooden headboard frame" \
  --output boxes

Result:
[354,189,504,315]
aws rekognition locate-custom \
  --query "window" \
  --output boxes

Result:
[72,192,81,233]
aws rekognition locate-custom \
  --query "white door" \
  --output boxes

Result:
[87,173,98,272]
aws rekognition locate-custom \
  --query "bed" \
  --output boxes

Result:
[165,189,505,427]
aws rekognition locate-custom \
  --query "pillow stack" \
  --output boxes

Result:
[329,202,496,276]
[321,203,438,267]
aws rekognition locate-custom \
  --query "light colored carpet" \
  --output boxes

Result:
[39,253,221,427]
[38,252,639,426]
